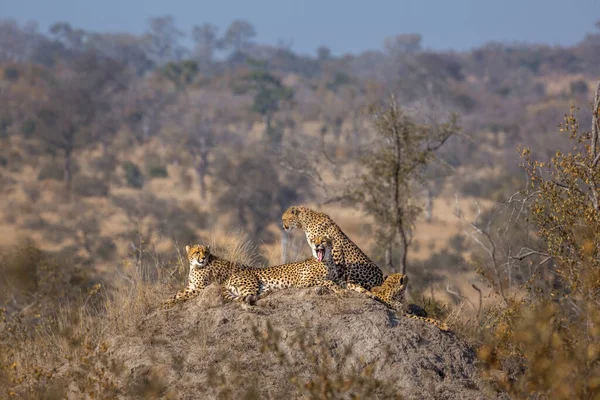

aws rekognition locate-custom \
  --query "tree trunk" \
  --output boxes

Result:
[391,95,404,273]
[238,205,247,228]
[100,141,113,185]
[399,226,409,275]
[264,114,272,138]
[351,116,361,158]
[384,242,393,271]
[280,228,288,264]
[194,135,210,199]
[425,187,433,223]
[195,156,207,200]
[64,147,73,198]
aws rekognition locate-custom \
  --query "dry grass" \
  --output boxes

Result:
[0,235,178,397]
[0,231,487,399]
[206,228,263,267]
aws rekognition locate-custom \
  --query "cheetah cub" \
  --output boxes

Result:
[348,274,450,331]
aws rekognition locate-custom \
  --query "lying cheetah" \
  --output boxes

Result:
[222,235,341,304]
[349,273,450,331]
[282,205,384,290]
[163,244,252,308]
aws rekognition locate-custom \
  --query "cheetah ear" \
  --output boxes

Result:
[185,245,190,253]
[291,206,299,215]
[206,245,210,252]
[400,275,408,285]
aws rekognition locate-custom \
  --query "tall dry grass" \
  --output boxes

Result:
[0,230,264,398]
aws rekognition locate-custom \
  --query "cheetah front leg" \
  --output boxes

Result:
[162,270,210,309]
[162,287,200,309]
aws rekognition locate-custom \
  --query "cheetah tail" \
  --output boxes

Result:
[405,314,450,331]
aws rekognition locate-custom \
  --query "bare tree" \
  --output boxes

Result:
[384,33,422,57]
[348,95,459,274]
[191,23,219,65]
[48,22,87,51]
[0,19,43,62]
[143,15,186,66]
[220,19,256,54]
[30,52,126,196]
[180,115,215,200]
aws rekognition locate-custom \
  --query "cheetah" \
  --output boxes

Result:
[222,235,342,304]
[348,273,450,331]
[162,244,253,308]
[282,205,384,290]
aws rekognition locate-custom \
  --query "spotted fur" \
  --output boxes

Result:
[347,273,450,331]
[282,205,384,290]
[222,236,341,304]
[163,244,252,308]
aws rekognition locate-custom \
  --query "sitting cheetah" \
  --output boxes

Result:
[282,206,384,290]
[348,273,450,331]
[163,244,252,308]
[222,235,341,304]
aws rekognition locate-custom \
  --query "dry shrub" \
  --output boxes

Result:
[0,240,110,398]
[72,174,110,197]
[0,239,87,309]
[21,181,41,203]
[0,229,267,398]
[103,259,174,336]
[0,234,178,398]
[459,99,600,399]
[0,240,42,298]
[477,299,600,399]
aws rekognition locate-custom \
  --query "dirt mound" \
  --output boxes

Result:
[103,286,488,399]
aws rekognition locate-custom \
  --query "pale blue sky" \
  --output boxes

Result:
[2,0,599,55]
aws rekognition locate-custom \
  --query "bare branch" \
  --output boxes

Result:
[472,284,483,320]
[592,79,600,162]
[509,248,550,261]
[445,282,477,313]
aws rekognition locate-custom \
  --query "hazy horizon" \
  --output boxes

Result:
[2,0,599,56]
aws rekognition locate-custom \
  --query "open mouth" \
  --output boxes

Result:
[316,248,324,261]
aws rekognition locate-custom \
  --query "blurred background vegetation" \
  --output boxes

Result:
[0,14,599,398]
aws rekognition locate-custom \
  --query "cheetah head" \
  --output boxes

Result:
[185,244,210,268]
[282,206,303,231]
[385,273,409,303]
[310,235,333,262]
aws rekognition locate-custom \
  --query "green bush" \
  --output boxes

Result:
[122,161,144,188]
